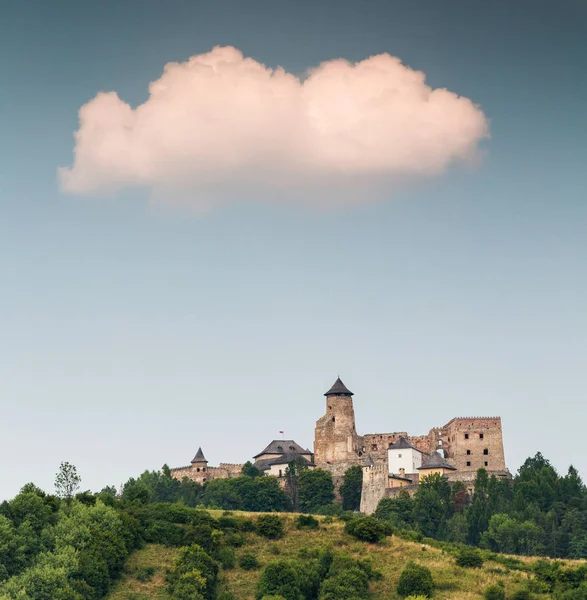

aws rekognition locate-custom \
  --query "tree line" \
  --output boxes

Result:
[373,453,587,559]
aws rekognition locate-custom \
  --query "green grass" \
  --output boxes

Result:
[106,544,178,600]
[106,511,577,600]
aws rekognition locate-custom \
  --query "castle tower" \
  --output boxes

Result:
[314,377,363,476]
[190,447,208,475]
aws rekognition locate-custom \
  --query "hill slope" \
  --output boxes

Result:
[106,511,556,600]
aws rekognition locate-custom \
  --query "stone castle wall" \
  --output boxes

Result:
[170,463,243,484]
[440,417,506,472]
[360,464,388,514]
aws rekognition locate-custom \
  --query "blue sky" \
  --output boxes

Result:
[1,0,586,499]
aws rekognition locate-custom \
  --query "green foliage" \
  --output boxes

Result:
[135,565,155,582]
[242,461,264,478]
[298,469,335,513]
[216,546,236,570]
[397,561,435,598]
[510,589,532,600]
[54,462,81,502]
[201,476,292,512]
[239,552,260,570]
[483,583,506,600]
[167,544,219,600]
[340,466,363,512]
[374,490,414,529]
[295,515,319,530]
[455,546,484,568]
[344,516,386,543]
[319,566,369,599]
[256,561,303,600]
[256,515,285,539]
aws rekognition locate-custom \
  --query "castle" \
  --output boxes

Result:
[170,377,510,513]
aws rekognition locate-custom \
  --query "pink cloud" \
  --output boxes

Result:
[59,46,489,205]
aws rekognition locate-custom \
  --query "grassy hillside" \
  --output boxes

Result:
[105,510,566,600]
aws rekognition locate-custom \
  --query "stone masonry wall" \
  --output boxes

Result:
[441,417,506,472]
[360,464,389,515]
[314,395,363,477]
[170,463,243,484]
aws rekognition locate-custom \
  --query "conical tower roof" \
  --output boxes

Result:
[191,447,207,463]
[324,377,353,397]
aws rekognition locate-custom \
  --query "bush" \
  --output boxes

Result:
[135,565,155,582]
[344,516,386,543]
[397,562,434,598]
[319,566,369,599]
[168,544,219,600]
[256,561,302,600]
[172,570,207,600]
[455,547,484,568]
[256,515,284,539]
[483,584,506,600]
[239,553,260,570]
[510,590,532,600]
[216,547,235,570]
[296,515,319,530]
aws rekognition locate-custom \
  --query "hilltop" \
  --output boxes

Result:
[105,510,582,600]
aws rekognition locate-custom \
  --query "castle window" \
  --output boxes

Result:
[277,446,283,451]
[479,433,484,439]
[203,468,206,472]
[483,448,488,455]
[332,417,335,422]
[202,478,206,482]
[464,434,469,439]
[371,444,378,451]
[466,461,471,467]
[328,405,332,410]
[466,449,471,455]
[398,454,402,458]
[484,461,488,467]
[279,469,282,477]
[197,468,200,472]
[289,446,295,450]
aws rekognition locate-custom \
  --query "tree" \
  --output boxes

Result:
[54,462,81,503]
[298,469,335,513]
[340,466,363,511]
[242,461,263,478]
[285,457,308,511]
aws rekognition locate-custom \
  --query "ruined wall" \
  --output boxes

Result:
[361,432,407,463]
[441,417,506,472]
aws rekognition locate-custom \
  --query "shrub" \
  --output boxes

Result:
[224,531,246,547]
[135,565,155,582]
[256,561,302,600]
[172,569,207,600]
[256,515,284,539]
[344,516,386,543]
[314,503,344,516]
[168,544,219,600]
[216,547,235,570]
[455,547,484,568]
[217,592,237,600]
[319,566,370,599]
[296,515,319,530]
[510,589,532,600]
[483,584,506,600]
[239,553,260,570]
[397,562,434,598]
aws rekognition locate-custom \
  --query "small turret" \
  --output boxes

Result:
[191,447,208,470]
